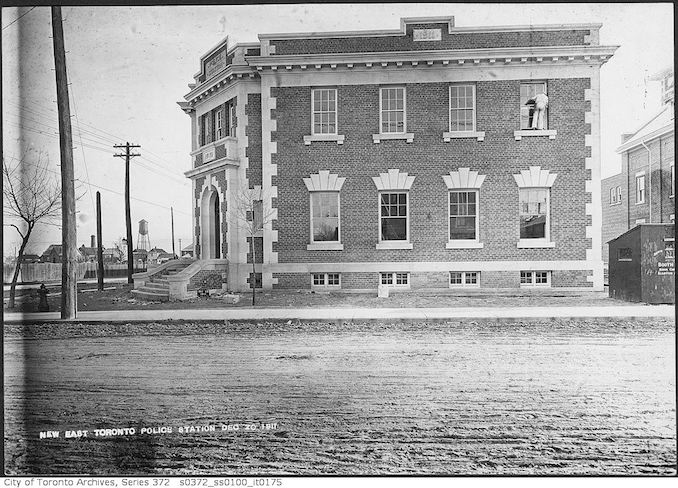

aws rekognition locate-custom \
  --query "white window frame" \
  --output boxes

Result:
[519,81,548,130]
[517,187,553,248]
[636,173,646,204]
[449,84,476,133]
[309,191,341,245]
[378,191,410,246]
[449,271,480,288]
[216,108,224,140]
[380,272,410,289]
[671,163,675,198]
[311,272,341,290]
[520,270,551,288]
[617,186,622,203]
[448,189,480,244]
[609,187,617,205]
[229,103,236,137]
[379,86,406,134]
[311,88,338,136]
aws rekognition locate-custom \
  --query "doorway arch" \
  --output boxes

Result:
[200,187,221,259]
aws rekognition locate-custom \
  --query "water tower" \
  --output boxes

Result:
[136,219,151,250]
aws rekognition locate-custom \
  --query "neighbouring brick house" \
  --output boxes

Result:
[602,69,674,265]
[167,16,617,298]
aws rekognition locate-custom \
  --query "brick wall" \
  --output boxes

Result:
[246,93,263,188]
[551,270,593,287]
[601,173,628,263]
[659,135,675,222]
[188,270,226,291]
[272,78,590,267]
[246,237,264,264]
[271,24,589,55]
[411,271,448,289]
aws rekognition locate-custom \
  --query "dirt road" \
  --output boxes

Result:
[4,319,676,475]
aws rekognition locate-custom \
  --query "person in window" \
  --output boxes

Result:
[527,90,549,130]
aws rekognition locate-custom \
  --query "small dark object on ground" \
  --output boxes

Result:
[37,284,49,312]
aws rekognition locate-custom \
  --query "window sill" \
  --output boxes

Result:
[376,241,413,250]
[446,240,484,249]
[514,129,557,141]
[307,242,344,251]
[609,201,622,206]
[517,239,555,249]
[635,201,646,205]
[372,133,414,143]
[443,131,485,142]
[303,134,345,145]
[520,284,552,288]
[449,284,480,289]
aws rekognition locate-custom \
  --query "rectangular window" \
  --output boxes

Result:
[215,108,224,140]
[519,189,548,239]
[380,192,408,241]
[204,112,213,144]
[610,187,617,205]
[311,192,339,242]
[312,273,340,289]
[381,272,409,287]
[520,271,551,287]
[449,85,475,132]
[253,200,263,231]
[228,101,236,137]
[380,87,406,134]
[617,248,633,261]
[671,164,675,197]
[449,190,478,240]
[636,174,646,203]
[617,186,622,203]
[312,88,337,135]
[520,82,547,130]
[450,271,480,287]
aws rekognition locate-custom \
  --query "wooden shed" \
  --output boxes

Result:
[608,223,675,304]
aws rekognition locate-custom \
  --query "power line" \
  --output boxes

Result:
[2,6,36,30]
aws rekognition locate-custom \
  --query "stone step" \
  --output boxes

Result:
[131,288,169,302]
[145,281,169,290]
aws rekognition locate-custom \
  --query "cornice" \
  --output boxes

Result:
[247,44,619,71]
[259,19,601,40]
[184,65,259,104]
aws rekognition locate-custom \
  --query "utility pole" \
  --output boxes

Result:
[52,6,77,319]
[96,192,104,291]
[171,207,176,258]
[113,142,141,283]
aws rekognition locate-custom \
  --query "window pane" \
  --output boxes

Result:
[381,218,407,240]
[381,273,393,285]
[450,216,476,240]
[450,272,462,284]
[519,189,547,239]
[311,192,339,242]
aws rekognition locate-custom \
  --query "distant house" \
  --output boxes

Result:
[102,248,118,263]
[78,245,98,262]
[40,244,85,263]
[20,254,41,264]
[180,244,194,258]
[133,248,148,266]
[40,244,63,263]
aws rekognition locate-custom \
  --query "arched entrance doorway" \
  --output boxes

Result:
[200,187,221,259]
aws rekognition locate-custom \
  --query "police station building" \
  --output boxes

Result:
[173,16,617,296]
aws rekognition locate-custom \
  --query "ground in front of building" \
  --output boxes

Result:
[3,283,640,312]
[4,318,675,475]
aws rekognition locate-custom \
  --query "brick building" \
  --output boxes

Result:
[602,70,674,264]
[159,16,618,298]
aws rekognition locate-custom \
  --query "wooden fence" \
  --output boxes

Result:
[3,263,148,284]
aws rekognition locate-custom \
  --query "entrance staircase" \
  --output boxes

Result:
[130,260,193,302]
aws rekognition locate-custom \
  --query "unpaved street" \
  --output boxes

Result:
[3,319,676,475]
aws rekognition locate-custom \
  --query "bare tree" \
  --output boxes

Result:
[232,183,274,305]
[3,153,61,308]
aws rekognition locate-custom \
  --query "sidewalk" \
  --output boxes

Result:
[3,305,674,323]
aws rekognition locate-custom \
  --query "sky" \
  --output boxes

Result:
[2,3,674,257]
